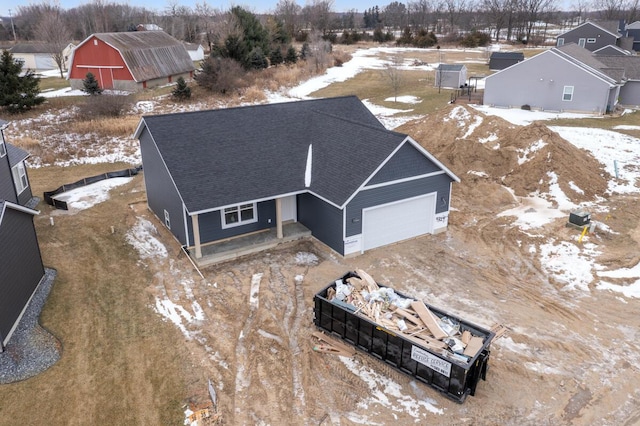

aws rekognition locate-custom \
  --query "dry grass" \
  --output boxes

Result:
[68,115,140,138]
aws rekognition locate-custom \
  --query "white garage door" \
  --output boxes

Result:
[362,194,436,251]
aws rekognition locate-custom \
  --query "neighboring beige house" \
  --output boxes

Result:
[62,42,76,71]
[184,42,205,62]
[9,43,58,71]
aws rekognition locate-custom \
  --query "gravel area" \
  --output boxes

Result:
[0,268,61,384]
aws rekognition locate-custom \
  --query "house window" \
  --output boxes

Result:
[0,140,5,158]
[557,38,564,46]
[222,203,257,228]
[578,38,586,47]
[587,38,596,43]
[164,209,170,229]
[12,162,28,194]
[563,86,574,101]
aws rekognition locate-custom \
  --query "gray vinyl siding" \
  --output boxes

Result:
[186,200,276,244]
[484,51,614,113]
[435,70,466,88]
[618,81,640,105]
[368,143,442,185]
[138,127,187,245]
[0,156,17,204]
[558,24,617,51]
[16,168,33,206]
[0,207,45,345]
[297,193,344,254]
[345,174,453,237]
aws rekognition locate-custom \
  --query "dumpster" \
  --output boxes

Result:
[313,271,495,403]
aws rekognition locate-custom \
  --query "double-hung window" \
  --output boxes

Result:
[562,86,574,101]
[222,203,257,228]
[0,140,5,158]
[12,162,28,194]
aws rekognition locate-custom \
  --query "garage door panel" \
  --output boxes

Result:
[363,194,435,251]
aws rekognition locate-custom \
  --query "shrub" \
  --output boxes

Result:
[284,45,298,64]
[171,77,191,100]
[82,72,103,95]
[78,94,133,119]
[195,56,248,94]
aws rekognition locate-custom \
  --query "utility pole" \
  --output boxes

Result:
[8,9,17,42]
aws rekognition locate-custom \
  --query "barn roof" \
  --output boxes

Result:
[84,31,195,82]
[135,96,458,214]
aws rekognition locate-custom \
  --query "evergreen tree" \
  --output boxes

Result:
[300,43,311,60]
[172,77,191,100]
[269,47,284,66]
[284,45,298,64]
[246,48,269,70]
[0,50,45,113]
[82,72,103,95]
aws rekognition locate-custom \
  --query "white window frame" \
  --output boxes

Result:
[0,139,5,158]
[587,38,596,43]
[164,209,171,229]
[221,202,257,229]
[12,162,28,194]
[562,86,574,101]
[557,37,564,46]
[578,38,586,47]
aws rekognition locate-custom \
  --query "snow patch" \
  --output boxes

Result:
[126,217,168,259]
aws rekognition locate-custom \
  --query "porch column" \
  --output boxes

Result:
[275,198,283,239]
[192,214,202,258]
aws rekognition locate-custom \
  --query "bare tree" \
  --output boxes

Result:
[482,0,513,41]
[443,0,468,34]
[274,0,301,38]
[593,0,625,19]
[34,3,71,77]
[408,0,432,29]
[384,55,404,102]
[522,0,555,42]
[302,0,334,35]
[383,1,409,30]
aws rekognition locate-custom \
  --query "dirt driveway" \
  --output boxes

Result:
[133,184,640,425]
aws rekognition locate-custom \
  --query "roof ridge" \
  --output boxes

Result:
[309,108,407,137]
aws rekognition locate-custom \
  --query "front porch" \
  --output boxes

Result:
[187,222,311,267]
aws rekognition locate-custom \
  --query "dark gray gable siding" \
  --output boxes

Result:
[345,174,453,237]
[367,142,442,185]
[297,193,344,255]
[186,200,276,244]
[0,155,17,204]
[559,23,618,51]
[6,143,32,205]
[138,126,187,245]
[16,176,33,206]
[0,205,45,344]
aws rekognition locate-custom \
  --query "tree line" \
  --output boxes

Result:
[1,0,638,47]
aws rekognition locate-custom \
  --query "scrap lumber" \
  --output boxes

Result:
[410,301,448,340]
[463,336,484,357]
[461,330,472,345]
[402,330,448,352]
[413,331,449,349]
[355,269,379,290]
[490,323,508,340]
[312,331,356,357]
[393,307,423,326]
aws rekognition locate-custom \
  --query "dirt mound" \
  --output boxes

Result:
[398,105,610,212]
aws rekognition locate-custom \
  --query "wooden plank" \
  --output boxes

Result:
[461,330,471,345]
[463,336,484,357]
[401,331,449,352]
[413,331,448,349]
[355,269,379,290]
[312,331,356,356]
[410,301,448,340]
[393,307,424,326]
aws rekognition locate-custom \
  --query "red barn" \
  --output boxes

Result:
[68,31,195,92]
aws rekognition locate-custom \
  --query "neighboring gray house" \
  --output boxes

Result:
[556,21,621,52]
[484,44,623,113]
[597,55,640,106]
[0,120,45,352]
[184,42,205,61]
[134,96,460,258]
[0,122,36,208]
[625,21,640,51]
[489,52,524,70]
[593,45,632,56]
[435,64,467,88]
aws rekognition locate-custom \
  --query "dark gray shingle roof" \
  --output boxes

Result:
[555,43,620,82]
[6,143,29,167]
[490,52,524,60]
[597,55,640,79]
[139,96,408,213]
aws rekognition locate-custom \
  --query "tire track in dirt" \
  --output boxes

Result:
[229,270,262,425]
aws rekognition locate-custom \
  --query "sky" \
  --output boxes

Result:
[3,0,381,18]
